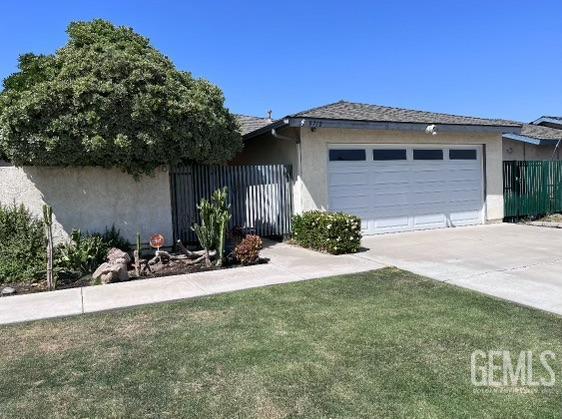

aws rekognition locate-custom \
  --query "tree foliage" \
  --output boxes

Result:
[0,19,242,176]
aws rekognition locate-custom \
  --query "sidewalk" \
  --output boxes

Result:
[0,242,385,325]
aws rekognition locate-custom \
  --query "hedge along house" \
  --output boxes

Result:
[234,101,522,235]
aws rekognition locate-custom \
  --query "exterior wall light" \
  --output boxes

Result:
[425,124,438,135]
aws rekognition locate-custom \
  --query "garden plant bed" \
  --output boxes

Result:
[0,269,560,417]
[0,187,267,297]
[0,253,269,297]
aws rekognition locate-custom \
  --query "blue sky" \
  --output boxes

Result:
[1,1,561,122]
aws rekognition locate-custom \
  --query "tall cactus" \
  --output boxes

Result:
[192,198,216,268]
[192,187,231,267]
[43,204,54,290]
[212,187,231,267]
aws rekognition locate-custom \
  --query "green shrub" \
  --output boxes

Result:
[55,229,109,277]
[0,203,45,284]
[292,211,362,255]
[90,225,130,251]
[234,235,263,265]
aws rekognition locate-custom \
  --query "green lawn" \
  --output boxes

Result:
[1,268,561,418]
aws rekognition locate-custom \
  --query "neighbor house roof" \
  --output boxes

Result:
[235,114,272,136]
[503,124,562,146]
[531,116,562,128]
[242,100,521,139]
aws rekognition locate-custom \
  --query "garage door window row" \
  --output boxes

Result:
[329,148,478,162]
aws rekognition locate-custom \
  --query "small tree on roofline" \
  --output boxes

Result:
[0,19,242,176]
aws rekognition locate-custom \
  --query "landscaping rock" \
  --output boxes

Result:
[92,248,131,284]
[107,248,131,264]
[1,286,16,296]
[93,262,129,284]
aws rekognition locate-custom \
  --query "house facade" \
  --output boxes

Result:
[234,101,520,234]
[2,101,561,241]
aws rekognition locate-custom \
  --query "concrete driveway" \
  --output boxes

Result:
[358,223,562,316]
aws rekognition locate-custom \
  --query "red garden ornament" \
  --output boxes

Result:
[149,233,165,250]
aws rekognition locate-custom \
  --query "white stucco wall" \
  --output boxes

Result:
[503,139,561,161]
[298,128,505,222]
[0,166,173,244]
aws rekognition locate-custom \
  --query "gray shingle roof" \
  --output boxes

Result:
[519,124,562,141]
[235,114,272,135]
[293,100,520,127]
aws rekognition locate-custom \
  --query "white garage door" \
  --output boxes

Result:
[328,146,484,234]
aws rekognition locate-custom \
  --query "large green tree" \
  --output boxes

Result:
[0,19,242,176]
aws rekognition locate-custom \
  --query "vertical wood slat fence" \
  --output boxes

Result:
[170,164,293,243]
[503,160,562,219]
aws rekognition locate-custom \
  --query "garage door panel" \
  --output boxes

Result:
[329,187,369,198]
[372,188,410,197]
[371,173,411,185]
[448,192,481,203]
[447,201,482,211]
[328,173,368,187]
[374,217,411,232]
[448,211,482,225]
[447,170,481,181]
[410,191,448,204]
[446,178,480,188]
[413,213,446,229]
[410,171,447,183]
[328,145,483,235]
[371,205,410,217]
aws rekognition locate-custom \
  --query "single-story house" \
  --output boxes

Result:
[233,101,523,234]
[1,100,560,240]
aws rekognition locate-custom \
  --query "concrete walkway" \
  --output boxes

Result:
[0,242,384,325]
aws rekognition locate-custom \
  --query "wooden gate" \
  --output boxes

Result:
[503,160,562,219]
[170,164,293,243]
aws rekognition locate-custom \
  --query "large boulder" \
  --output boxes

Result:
[92,248,130,284]
[107,248,131,265]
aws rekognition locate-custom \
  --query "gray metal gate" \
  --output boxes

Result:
[170,164,293,243]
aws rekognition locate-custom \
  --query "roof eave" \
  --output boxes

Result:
[503,133,560,146]
[242,117,521,139]
[288,117,520,134]
[242,119,289,140]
